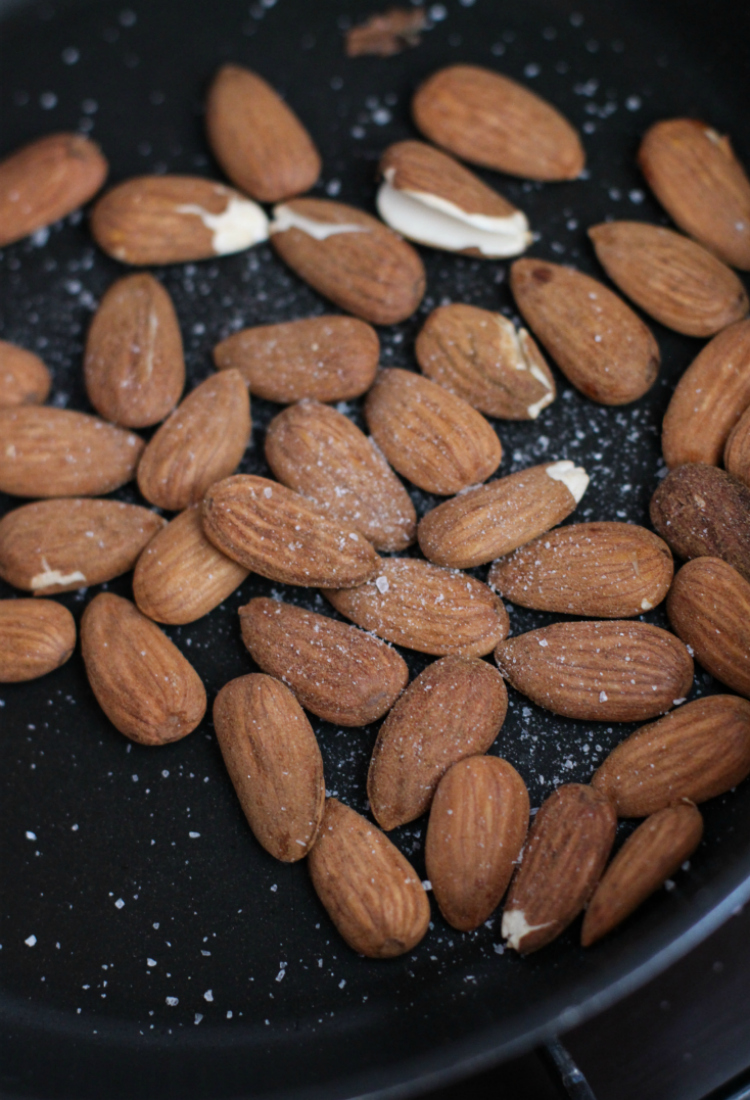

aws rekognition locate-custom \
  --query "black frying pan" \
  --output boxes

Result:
[1,1,750,1097]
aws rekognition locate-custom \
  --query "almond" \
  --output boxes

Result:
[0,341,51,407]
[364,368,502,495]
[415,304,556,420]
[412,64,585,181]
[588,222,748,337]
[205,64,321,203]
[345,7,427,57]
[495,621,694,722]
[307,798,430,957]
[638,119,750,270]
[212,673,325,862]
[488,522,674,618]
[725,403,750,487]
[0,598,76,682]
[0,407,143,498]
[502,784,616,953]
[269,198,425,325]
[0,498,165,595]
[80,592,206,745]
[418,460,588,570]
[202,474,380,587]
[591,695,750,816]
[137,370,250,511]
[368,655,508,830]
[426,756,529,932]
[132,506,248,625]
[510,258,660,405]
[238,596,408,727]
[84,273,185,428]
[264,400,416,552]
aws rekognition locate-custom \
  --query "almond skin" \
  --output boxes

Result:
[308,798,430,958]
[364,368,502,496]
[488,522,674,618]
[502,784,616,953]
[426,756,529,932]
[0,341,51,407]
[591,695,750,816]
[0,598,76,682]
[212,673,325,862]
[80,592,206,745]
[725,403,750,487]
[495,621,694,723]
[238,597,408,727]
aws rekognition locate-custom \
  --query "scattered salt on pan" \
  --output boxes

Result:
[25,935,37,947]
[204,989,214,1002]
[166,996,178,1006]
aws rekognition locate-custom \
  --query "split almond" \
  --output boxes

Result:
[725,404,750,487]
[0,598,76,682]
[0,341,51,407]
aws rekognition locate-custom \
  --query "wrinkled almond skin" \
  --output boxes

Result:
[495,621,693,722]
[592,695,750,816]
[725,403,750,487]
[581,802,703,946]
[213,674,325,862]
[488,522,674,618]
[239,597,408,727]
[364,368,502,495]
[0,341,51,407]
[426,756,529,932]
[502,784,616,953]
[511,258,660,405]
[0,598,76,682]
[265,400,416,552]
[324,557,509,657]
[80,592,206,746]
[308,798,430,958]
[137,370,250,511]
[368,656,508,831]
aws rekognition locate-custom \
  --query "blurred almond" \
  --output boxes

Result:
[725,403,750,487]
[0,341,51,407]
[0,598,76,682]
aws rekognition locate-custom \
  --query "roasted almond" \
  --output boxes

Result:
[0,598,76,682]
[345,7,427,57]
[725,403,750,487]
[0,341,51,407]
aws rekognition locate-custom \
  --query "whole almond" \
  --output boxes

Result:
[495,621,693,722]
[308,798,430,958]
[238,597,408,727]
[137,370,250,511]
[488,522,674,618]
[364,368,502,495]
[0,341,51,407]
[418,460,588,570]
[510,258,660,405]
[725,403,750,487]
[426,756,529,932]
[213,673,325,862]
[0,407,143,498]
[0,598,76,682]
[205,64,321,203]
[412,64,585,181]
[80,592,206,745]
[502,784,616,953]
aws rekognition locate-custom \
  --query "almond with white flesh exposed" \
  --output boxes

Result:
[84,273,185,428]
[205,64,321,203]
[502,784,616,953]
[418,460,588,570]
[0,341,51,407]
[0,407,143,498]
[90,176,268,265]
[495,621,693,722]
[308,798,430,958]
[212,673,325,862]
[426,756,529,932]
[488,522,674,618]
[588,222,749,337]
[415,304,556,420]
[0,599,76,682]
[238,597,408,727]
[0,499,165,594]
[368,657,508,830]
[725,403,750,487]
[364,368,502,495]
[213,315,379,404]
[412,64,585,181]
[80,592,206,746]
[269,198,425,325]
[376,140,531,258]
[638,119,750,270]
[202,475,379,588]
[511,258,660,405]
[591,695,750,816]
[581,802,704,946]
[137,370,250,511]
[133,506,249,625]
